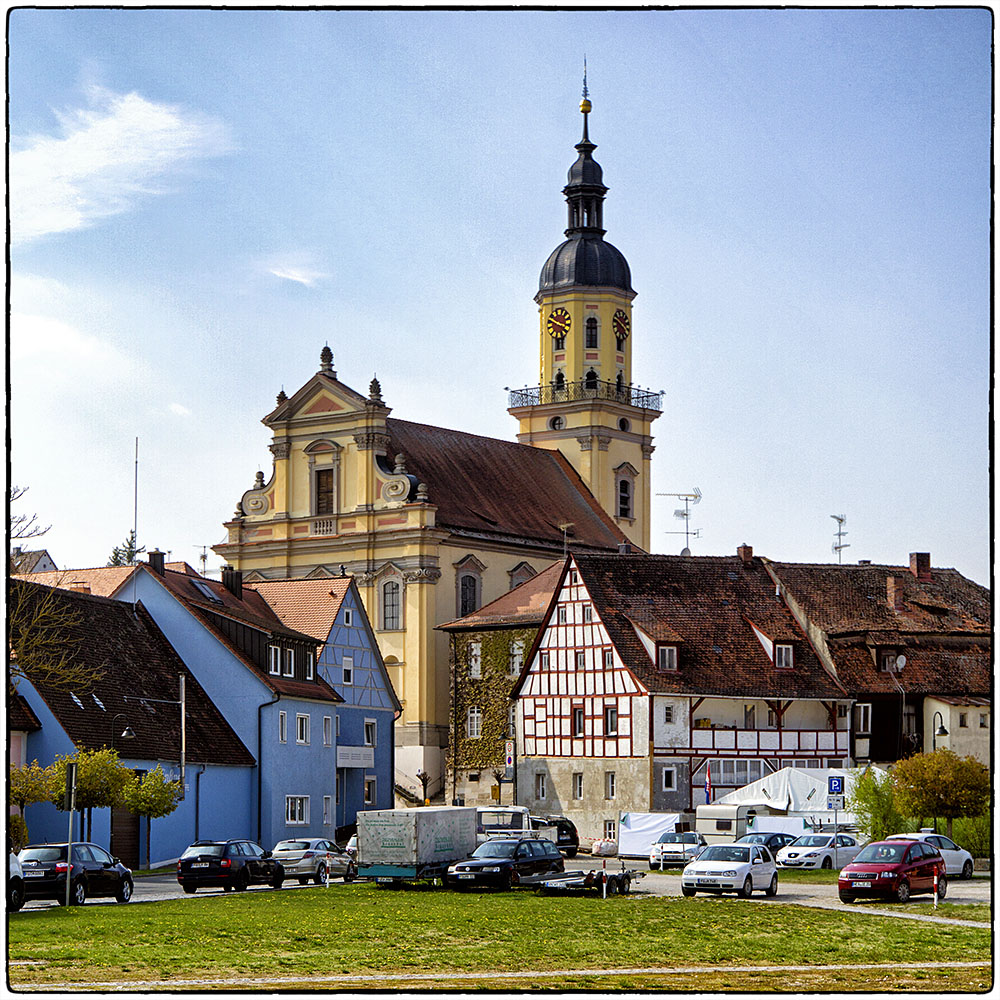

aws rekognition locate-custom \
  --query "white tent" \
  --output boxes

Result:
[617,812,681,858]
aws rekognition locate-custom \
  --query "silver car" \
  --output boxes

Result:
[271,839,356,884]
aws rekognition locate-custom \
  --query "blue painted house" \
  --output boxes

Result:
[9,579,255,867]
[248,576,400,832]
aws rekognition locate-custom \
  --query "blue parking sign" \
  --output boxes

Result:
[828,775,844,795]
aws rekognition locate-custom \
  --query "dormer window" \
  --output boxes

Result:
[657,645,678,671]
[880,650,901,672]
[269,645,281,676]
[775,645,793,669]
[283,648,295,677]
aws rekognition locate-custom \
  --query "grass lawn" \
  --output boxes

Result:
[7,884,991,991]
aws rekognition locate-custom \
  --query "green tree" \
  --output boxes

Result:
[847,766,904,842]
[123,767,183,869]
[107,529,146,566]
[8,760,55,848]
[49,748,134,843]
[891,749,991,839]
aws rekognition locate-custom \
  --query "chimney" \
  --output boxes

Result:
[148,549,165,576]
[909,552,931,582]
[222,564,243,600]
[886,575,906,611]
[737,544,753,565]
[69,581,91,594]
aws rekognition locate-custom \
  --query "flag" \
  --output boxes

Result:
[705,762,711,804]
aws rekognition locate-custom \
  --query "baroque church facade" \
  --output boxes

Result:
[213,94,662,796]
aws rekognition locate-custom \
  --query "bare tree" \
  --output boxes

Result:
[9,485,50,544]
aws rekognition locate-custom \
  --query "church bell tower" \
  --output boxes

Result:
[508,85,661,551]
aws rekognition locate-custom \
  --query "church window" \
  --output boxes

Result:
[584,368,598,390]
[382,581,401,630]
[553,334,565,351]
[315,468,335,515]
[618,478,632,519]
[459,574,479,616]
[554,371,566,390]
[548,416,564,431]
[508,562,537,590]
[585,317,599,349]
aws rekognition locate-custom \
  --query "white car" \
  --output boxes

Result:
[681,843,778,898]
[776,833,861,870]
[271,838,356,884]
[649,832,707,869]
[886,831,974,879]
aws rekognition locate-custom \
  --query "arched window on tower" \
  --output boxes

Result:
[382,580,401,630]
[554,371,566,392]
[585,317,598,349]
[584,368,598,391]
[618,479,632,519]
[616,371,624,396]
[615,462,638,522]
[553,333,565,351]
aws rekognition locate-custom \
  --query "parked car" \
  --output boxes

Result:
[885,831,974,880]
[681,843,778,898]
[838,839,947,903]
[272,838,356,884]
[176,839,284,893]
[776,833,861,870]
[735,832,798,853]
[445,837,564,890]
[529,815,580,858]
[649,831,707,869]
[344,834,358,859]
[19,842,133,905]
[8,851,24,911]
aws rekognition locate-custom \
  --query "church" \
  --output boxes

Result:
[213,92,662,797]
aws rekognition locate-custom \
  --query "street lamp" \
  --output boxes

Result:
[931,711,949,751]
[110,713,136,753]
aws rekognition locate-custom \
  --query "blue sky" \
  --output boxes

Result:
[8,8,991,584]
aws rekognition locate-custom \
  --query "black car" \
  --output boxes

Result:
[530,815,580,858]
[19,843,133,905]
[735,832,798,853]
[445,837,564,890]
[177,840,285,893]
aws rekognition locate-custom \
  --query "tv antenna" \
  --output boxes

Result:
[658,487,702,554]
[830,514,849,564]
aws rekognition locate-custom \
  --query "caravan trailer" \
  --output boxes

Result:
[695,803,759,844]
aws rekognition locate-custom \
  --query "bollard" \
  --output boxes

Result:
[933,868,938,909]
[326,853,331,887]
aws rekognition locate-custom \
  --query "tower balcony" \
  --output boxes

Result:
[508,378,662,412]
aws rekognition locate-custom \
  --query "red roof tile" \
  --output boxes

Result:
[246,578,351,639]
[438,561,563,630]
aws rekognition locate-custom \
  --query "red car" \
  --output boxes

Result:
[838,839,947,903]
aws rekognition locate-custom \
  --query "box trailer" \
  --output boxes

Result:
[356,806,478,884]
[695,803,759,844]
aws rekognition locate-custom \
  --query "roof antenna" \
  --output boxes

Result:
[830,514,849,564]
[658,488,703,555]
[132,437,140,615]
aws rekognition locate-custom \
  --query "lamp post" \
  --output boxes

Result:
[110,714,136,753]
[931,711,949,751]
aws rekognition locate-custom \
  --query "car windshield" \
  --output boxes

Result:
[738,835,766,844]
[790,836,831,848]
[855,843,906,864]
[472,842,518,859]
[699,846,750,864]
[181,844,225,858]
[479,811,526,831]
[274,841,311,851]
[657,832,699,844]
[20,846,66,862]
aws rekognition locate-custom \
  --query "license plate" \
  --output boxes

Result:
[375,877,394,884]
[851,881,870,888]
[25,870,44,877]
[697,878,717,885]
[191,862,209,868]
[458,873,476,879]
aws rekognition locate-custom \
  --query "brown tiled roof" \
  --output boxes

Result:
[16,566,136,597]
[570,554,845,699]
[385,419,632,553]
[10,550,56,574]
[766,560,990,636]
[438,561,563,630]
[246,578,351,639]
[165,561,201,576]
[9,693,41,732]
[9,581,254,767]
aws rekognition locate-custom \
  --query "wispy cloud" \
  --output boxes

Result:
[10,86,231,243]
[266,255,330,287]
[168,402,192,417]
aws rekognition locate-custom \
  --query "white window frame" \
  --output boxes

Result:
[343,608,354,627]
[604,648,613,669]
[467,706,482,739]
[323,795,332,825]
[535,773,546,800]
[364,776,376,806]
[980,713,989,728]
[305,650,314,680]
[540,652,550,669]
[508,703,516,738]
[285,795,309,825]
[604,819,617,840]
[342,656,354,685]
[284,648,295,677]
[657,645,678,671]
[572,772,584,800]
[323,715,332,747]
[296,713,310,745]
[604,704,619,735]
[576,651,586,669]
[364,719,377,748]
[775,645,793,669]
[959,712,968,728]
[278,710,287,744]
[583,604,593,623]
[664,704,674,725]
[572,705,585,737]
[854,703,872,735]
[508,642,523,677]
[605,771,616,799]
[662,767,677,792]
[469,641,482,679]
[269,645,281,676]
[557,606,567,625]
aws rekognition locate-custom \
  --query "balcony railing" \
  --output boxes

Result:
[679,728,850,755]
[508,378,663,412]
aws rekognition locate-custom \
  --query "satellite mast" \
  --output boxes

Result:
[197,546,209,576]
[658,488,703,555]
[830,514,849,564]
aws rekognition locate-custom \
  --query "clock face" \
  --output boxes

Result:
[547,308,572,337]
[613,309,630,340]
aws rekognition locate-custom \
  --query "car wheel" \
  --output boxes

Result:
[565,848,578,859]
[681,885,697,897]
[70,879,87,906]
[501,870,514,891]
[116,879,133,903]
[270,871,284,890]
[764,873,778,897]
[234,869,250,892]
[222,883,232,892]
[343,866,356,883]
[839,891,855,904]
[8,880,24,912]
[183,886,198,894]
[739,876,753,899]
[937,874,948,900]
[606,876,619,896]
[961,860,974,880]
[313,863,327,885]
[821,856,833,870]
[649,862,660,871]
[895,879,910,903]
[620,875,631,895]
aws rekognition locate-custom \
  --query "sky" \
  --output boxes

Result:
[8,7,992,586]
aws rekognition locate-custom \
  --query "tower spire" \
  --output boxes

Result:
[581,56,591,142]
